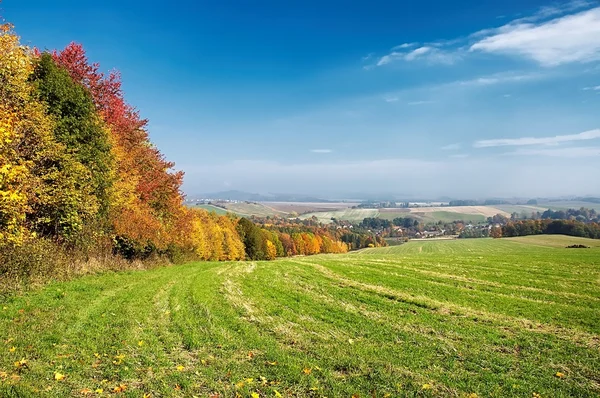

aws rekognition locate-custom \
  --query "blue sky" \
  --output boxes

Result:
[3,0,600,198]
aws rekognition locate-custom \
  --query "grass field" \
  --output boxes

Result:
[1,236,599,397]
[537,201,600,212]
[303,207,493,224]
[195,204,229,215]
[299,208,380,223]
[220,202,290,218]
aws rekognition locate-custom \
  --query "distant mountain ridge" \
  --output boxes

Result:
[197,190,333,203]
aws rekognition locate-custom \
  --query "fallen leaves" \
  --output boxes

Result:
[555,372,565,379]
[302,368,312,375]
[112,384,127,393]
[54,372,66,381]
[13,359,27,369]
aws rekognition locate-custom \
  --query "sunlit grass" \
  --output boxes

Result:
[1,236,599,397]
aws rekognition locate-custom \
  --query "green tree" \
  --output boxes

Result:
[32,54,114,222]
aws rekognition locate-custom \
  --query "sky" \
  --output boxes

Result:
[3,0,600,199]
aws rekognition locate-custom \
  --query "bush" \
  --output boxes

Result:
[0,238,151,296]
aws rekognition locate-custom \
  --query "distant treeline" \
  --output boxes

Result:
[449,199,508,206]
[499,220,600,239]
[236,218,385,260]
[360,217,419,229]
[247,217,386,259]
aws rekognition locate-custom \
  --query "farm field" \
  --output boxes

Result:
[1,236,599,397]
[299,208,380,223]
[302,205,507,224]
[194,204,229,215]
[263,202,358,215]
[220,202,290,218]
[537,201,600,212]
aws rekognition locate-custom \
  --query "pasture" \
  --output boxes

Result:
[1,236,599,397]
[195,204,229,215]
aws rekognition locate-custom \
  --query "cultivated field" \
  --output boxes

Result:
[195,204,229,215]
[263,202,359,215]
[220,202,291,218]
[301,206,507,224]
[1,235,599,397]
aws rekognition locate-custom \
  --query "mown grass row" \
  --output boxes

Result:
[1,236,599,397]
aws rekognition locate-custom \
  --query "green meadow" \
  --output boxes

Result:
[1,236,599,397]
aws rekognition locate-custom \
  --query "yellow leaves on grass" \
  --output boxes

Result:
[422,383,432,390]
[112,384,127,393]
[273,390,282,398]
[54,372,65,381]
[532,393,542,398]
[138,340,145,347]
[8,346,16,352]
[176,365,185,371]
[112,353,125,365]
[95,388,103,394]
[251,393,260,398]
[302,368,312,375]
[13,359,27,369]
[555,371,565,379]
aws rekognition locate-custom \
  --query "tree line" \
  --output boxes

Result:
[495,220,600,240]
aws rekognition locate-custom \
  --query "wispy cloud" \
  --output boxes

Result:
[376,46,460,66]
[474,129,600,148]
[392,42,417,50]
[370,2,599,70]
[310,149,333,153]
[583,85,600,90]
[441,143,461,150]
[384,96,399,102]
[455,72,542,87]
[407,100,435,105]
[470,6,600,66]
[507,146,600,157]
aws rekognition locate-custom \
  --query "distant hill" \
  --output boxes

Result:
[198,190,332,203]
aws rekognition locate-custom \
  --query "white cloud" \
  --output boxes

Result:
[384,96,399,102]
[583,85,600,90]
[441,143,461,150]
[377,46,460,66]
[474,128,600,148]
[392,43,417,50]
[310,149,333,153]
[470,7,600,66]
[407,100,435,105]
[507,146,600,157]
[405,46,432,60]
[455,72,542,87]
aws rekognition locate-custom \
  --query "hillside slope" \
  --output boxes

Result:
[1,236,599,397]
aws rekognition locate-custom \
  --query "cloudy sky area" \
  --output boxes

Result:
[5,0,600,198]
